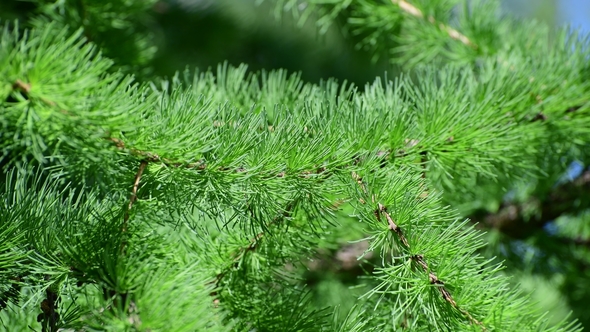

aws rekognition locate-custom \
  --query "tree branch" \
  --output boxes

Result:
[391,0,477,49]
[377,203,486,330]
[471,170,590,238]
[352,173,486,329]
[210,199,298,305]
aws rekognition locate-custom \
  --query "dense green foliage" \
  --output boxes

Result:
[1,0,590,331]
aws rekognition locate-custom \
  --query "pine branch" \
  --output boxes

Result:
[210,199,298,304]
[376,203,486,330]
[353,172,487,329]
[3,10,590,329]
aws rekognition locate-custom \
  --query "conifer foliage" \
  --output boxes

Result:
[1,0,590,331]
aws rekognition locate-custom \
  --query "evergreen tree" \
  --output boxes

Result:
[1,0,589,331]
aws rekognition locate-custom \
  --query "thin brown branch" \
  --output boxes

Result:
[123,160,148,227]
[108,137,330,177]
[12,79,61,109]
[38,288,60,332]
[352,171,368,203]
[107,137,399,191]
[210,199,298,304]
[110,161,149,308]
[471,170,590,238]
[119,160,148,260]
[377,203,486,330]
[12,79,31,94]
[391,0,477,49]
[378,203,410,248]
[108,137,169,164]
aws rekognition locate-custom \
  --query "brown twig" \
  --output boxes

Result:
[376,203,486,330]
[12,79,31,94]
[107,137,341,183]
[210,199,298,304]
[378,203,410,248]
[391,0,477,49]
[106,160,149,310]
[12,79,60,108]
[472,170,590,238]
[119,160,148,257]
[123,160,148,228]
[38,288,60,332]
[352,171,368,204]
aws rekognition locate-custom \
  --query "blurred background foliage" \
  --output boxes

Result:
[1,0,589,329]
[1,0,588,84]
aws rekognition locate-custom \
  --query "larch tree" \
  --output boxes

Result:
[1,0,589,331]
